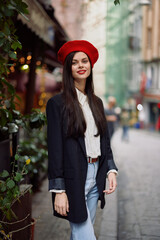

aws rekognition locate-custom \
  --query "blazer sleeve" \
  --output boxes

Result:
[100,98,118,172]
[46,98,65,191]
[105,122,118,171]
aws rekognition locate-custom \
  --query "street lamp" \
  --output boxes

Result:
[139,0,151,5]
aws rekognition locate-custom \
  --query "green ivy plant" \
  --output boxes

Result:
[26,109,47,130]
[0,0,28,141]
[18,127,48,191]
[0,2,38,239]
[0,154,32,239]
[0,153,31,221]
[114,0,120,5]
[0,0,28,63]
[89,0,120,3]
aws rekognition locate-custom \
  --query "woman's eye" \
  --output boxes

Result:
[72,60,88,65]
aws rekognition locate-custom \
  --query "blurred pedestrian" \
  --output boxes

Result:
[120,108,130,142]
[138,108,145,129]
[46,40,118,240]
[156,103,160,132]
[105,96,117,138]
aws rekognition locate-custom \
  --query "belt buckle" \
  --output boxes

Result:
[88,157,93,163]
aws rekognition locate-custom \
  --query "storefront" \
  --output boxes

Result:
[9,0,68,113]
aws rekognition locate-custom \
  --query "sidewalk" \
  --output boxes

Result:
[113,128,160,240]
[98,186,117,240]
[32,128,160,240]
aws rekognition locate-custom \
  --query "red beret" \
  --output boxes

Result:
[57,40,99,67]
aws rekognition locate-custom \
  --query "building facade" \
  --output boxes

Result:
[106,0,129,107]
[81,0,107,102]
[51,0,84,40]
[108,0,160,129]
[141,0,160,129]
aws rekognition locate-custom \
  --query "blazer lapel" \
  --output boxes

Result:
[78,137,87,158]
[99,135,106,166]
[100,135,106,158]
[77,134,107,159]
[78,135,106,163]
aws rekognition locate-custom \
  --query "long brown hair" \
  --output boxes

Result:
[62,51,106,138]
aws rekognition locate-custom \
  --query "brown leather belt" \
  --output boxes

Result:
[87,157,99,163]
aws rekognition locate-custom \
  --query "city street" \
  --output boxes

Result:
[32,128,160,240]
[112,129,160,240]
[1,1,160,240]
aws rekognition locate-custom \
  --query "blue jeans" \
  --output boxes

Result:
[122,126,129,141]
[70,161,99,240]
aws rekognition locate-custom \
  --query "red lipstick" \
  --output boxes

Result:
[77,70,86,74]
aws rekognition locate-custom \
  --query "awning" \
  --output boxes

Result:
[17,0,55,47]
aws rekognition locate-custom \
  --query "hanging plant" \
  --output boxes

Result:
[114,0,120,5]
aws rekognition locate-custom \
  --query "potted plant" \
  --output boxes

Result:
[0,153,33,240]
[19,110,47,191]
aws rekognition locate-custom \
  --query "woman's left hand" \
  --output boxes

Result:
[103,172,117,194]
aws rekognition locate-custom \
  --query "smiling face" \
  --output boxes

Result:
[71,52,91,84]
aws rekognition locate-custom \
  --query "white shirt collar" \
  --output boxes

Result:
[75,88,87,106]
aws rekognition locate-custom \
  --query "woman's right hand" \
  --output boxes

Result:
[54,192,69,216]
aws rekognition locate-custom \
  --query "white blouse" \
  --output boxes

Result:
[76,88,117,177]
[76,88,101,158]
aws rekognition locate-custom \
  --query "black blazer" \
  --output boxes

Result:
[46,93,118,223]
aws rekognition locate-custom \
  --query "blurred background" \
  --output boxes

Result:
[1,0,160,240]
[8,0,160,131]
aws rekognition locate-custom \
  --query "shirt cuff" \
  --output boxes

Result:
[48,178,65,191]
[49,189,66,193]
[107,169,118,176]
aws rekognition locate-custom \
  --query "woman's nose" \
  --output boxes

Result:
[78,62,83,68]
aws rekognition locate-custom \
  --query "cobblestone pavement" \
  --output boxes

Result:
[112,129,160,240]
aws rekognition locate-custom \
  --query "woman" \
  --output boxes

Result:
[46,40,118,240]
